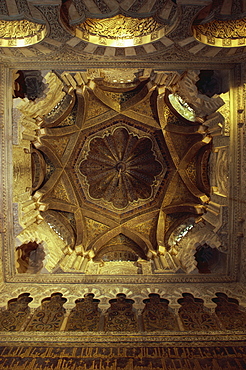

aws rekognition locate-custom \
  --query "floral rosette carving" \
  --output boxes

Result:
[79,127,163,209]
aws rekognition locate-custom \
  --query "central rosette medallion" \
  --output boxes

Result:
[79,127,164,210]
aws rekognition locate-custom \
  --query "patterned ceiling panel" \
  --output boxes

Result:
[0,0,244,61]
[11,68,230,279]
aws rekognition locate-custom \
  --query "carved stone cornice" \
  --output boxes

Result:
[0,282,246,308]
[0,330,246,346]
[3,60,236,71]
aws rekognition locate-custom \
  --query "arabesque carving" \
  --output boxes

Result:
[142,293,178,331]
[0,290,246,335]
[66,293,101,331]
[213,292,246,330]
[178,293,219,331]
[104,293,137,332]
[25,293,66,331]
[0,293,32,331]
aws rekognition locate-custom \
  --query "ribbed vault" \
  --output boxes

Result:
[13,68,228,276]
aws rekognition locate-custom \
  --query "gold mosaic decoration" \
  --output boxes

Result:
[75,14,166,47]
[193,18,246,48]
[0,19,46,47]
[84,217,110,245]
[51,136,70,157]
[50,182,70,203]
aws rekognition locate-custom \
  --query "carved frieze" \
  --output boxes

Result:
[1,342,246,370]
[1,290,246,336]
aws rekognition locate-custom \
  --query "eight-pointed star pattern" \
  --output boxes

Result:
[32,72,213,261]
